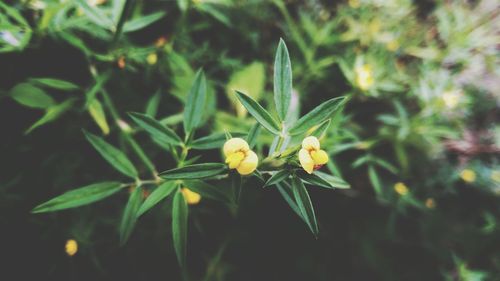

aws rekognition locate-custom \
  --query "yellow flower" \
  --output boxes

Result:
[425,198,436,209]
[147,53,158,65]
[348,0,360,8]
[223,138,258,175]
[394,182,409,196]
[65,239,78,257]
[386,39,399,52]
[298,136,329,174]
[355,64,374,90]
[491,170,500,183]
[460,169,476,183]
[181,188,201,205]
[442,90,461,109]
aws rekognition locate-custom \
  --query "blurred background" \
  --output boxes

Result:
[0,0,499,280]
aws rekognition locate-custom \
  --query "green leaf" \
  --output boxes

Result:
[83,131,138,179]
[276,181,302,218]
[159,163,226,180]
[226,62,266,117]
[309,119,330,139]
[184,180,231,204]
[291,175,319,237]
[264,170,292,187]
[25,98,76,134]
[145,90,161,117]
[172,189,188,267]
[119,185,143,245]
[32,182,124,213]
[75,0,115,30]
[190,132,246,150]
[274,39,292,121]
[29,78,79,91]
[289,96,346,135]
[246,123,261,149]
[235,91,281,135]
[128,112,183,146]
[10,83,55,109]
[368,165,382,195]
[230,172,242,203]
[183,69,207,134]
[137,181,177,217]
[313,171,350,189]
[88,99,110,135]
[123,11,166,33]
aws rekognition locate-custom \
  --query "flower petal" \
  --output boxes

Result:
[299,148,314,174]
[302,136,320,150]
[311,149,328,165]
[236,150,258,175]
[223,138,249,157]
[181,188,201,205]
[226,151,245,169]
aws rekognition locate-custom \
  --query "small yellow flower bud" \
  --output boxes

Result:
[181,188,201,205]
[425,198,436,209]
[460,169,476,183]
[298,136,329,174]
[355,64,374,91]
[223,138,258,175]
[65,239,78,257]
[394,182,409,196]
[147,53,158,65]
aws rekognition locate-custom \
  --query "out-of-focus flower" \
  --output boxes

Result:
[349,0,360,8]
[65,239,78,256]
[117,56,126,69]
[442,90,462,109]
[181,188,201,205]
[147,53,158,65]
[223,138,258,175]
[355,64,374,90]
[394,182,409,196]
[386,39,400,51]
[460,169,476,183]
[298,136,329,174]
[155,36,168,47]
[425,198,436,209]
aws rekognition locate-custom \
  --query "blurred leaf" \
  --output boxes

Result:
[235,91,280,135]
[159,163,226,180]
[184,69,207,134]
[197,3,231,26]
[32,182,123,213]
[264,170,292,187]
[137,181,177,217]
[274,39,292,121]
[25,98,76,134]
[145,90,161,117]
[75,0,115,30]
[128,112,183,146]
[172,189,188,268]
[184,180,231,204]
[289,96,346,135]
[177,0,189,12]
[368,165,382,195]
[119,185,142,245]
[226,62,265,117]
[190,132,246,150]
[291,175,318,237]
[84,130,138,179]
[29,78,79,91]
[299,171,350,189]
[10,83,55,109]
[88,99,110,135]
[123,11,166,33]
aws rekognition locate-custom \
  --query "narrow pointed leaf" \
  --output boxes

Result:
[123,11,166,32]
[230,172,242,203]
[184,180,231,204]
[172,189,188,267]
[309,119,330,139]
[159,163,226,180]
[84,131,138,179]
[184,69,207,134]
[264,170,292,187]
[25,99,76,134]
[88,99,110,135]
[276,182,302,218]
[235,91,280,135]
[291,175,319,236]
[10,83,55,109]
[29,78,79,91]
[246,123,261,149]
[128,112,182,146]
[119,185,143,245]
[137,181,177,217]
[315,171,350,189]
[32,182,123,213]
[190,132,246,150]
[274,39,292,121]
[289,96,346,135]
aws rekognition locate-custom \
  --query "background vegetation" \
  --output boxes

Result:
[1,0,499,280]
